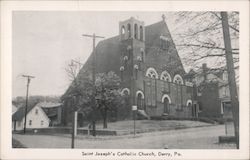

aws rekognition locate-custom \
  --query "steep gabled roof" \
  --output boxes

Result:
[62,19,186,99]
[12,101,39,121]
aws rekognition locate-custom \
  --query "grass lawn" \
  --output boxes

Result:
[92,120,214,134]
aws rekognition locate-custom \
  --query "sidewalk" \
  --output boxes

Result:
[79,120,215,135]
[13,124,236,149]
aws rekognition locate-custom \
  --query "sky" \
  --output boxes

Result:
[12,11,181,97]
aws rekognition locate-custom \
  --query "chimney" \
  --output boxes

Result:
[202,63,207,81]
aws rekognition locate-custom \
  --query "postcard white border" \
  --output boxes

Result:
[1,0,249,160]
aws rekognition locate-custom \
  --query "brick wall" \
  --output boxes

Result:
[197,82,222,118]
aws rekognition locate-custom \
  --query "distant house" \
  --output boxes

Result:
[12,102,50,131]
[186,63,238,118]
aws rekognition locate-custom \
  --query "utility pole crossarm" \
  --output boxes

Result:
[82,34,105,39]
[22,75,35,79]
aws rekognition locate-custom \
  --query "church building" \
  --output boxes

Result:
[61,15,196,125]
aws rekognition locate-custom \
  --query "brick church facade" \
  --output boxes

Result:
[61,16,204,125]
[117,16,194,118]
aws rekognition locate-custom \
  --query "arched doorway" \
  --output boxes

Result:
[137,93,143,110]
[162,94,171,115]
[163,97,170,114]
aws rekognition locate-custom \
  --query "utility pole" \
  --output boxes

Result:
[221,12,239,149]
[69,59,83,149]
[82,33,104,136]
[22,75,35,134]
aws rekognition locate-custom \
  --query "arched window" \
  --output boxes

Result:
[140,48,144,62]
[173,74,184,85]
[146,67,158,79]
[161,94,171,114]
[121,25,125,34]
[160,71,172,82]
[136,91,144,110]
[134,24,138,39]
[127,23,131,38]
[140,26,143,41]
[186,99,192,107]
[121,88,130,96]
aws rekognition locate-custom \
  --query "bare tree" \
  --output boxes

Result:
[172,11,239,71]
[171,11,239,148]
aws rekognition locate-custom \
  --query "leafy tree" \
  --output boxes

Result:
[95,71,122,128]
[64,60,123,129]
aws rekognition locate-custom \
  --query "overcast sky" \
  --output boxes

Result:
[12,11,184,97]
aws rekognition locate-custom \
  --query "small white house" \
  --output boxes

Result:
[12,104,18,115]
[12,102,50,131]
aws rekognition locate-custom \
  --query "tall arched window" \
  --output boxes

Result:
[140,26,143,41]
[136,91,145,110]
[173,74,184,85]
[127,23,131,38]
[160,71,172,82]
[140,48,144,62]
[146,67,158,79]
[134,24,138,39]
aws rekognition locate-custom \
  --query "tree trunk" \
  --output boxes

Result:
[103,107,108,129]
[221,12,239,149]
[92,120,96,136]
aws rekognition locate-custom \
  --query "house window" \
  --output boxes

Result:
[41,120,44,126]
[29,120,32,126]
[160,36,169,50]
[35,109,38,115]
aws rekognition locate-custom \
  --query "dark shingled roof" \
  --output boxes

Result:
[82,20,185,76]
[62,19,185,99]
[12,101,39,121]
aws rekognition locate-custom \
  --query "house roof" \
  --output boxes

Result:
[12,101,39,121]
[38,102,62,108]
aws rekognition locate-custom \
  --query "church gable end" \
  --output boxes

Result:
[144,19,185,77]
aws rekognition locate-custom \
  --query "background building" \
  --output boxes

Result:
[12,102,50,131]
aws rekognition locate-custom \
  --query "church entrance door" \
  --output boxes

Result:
[163,97,170,114]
